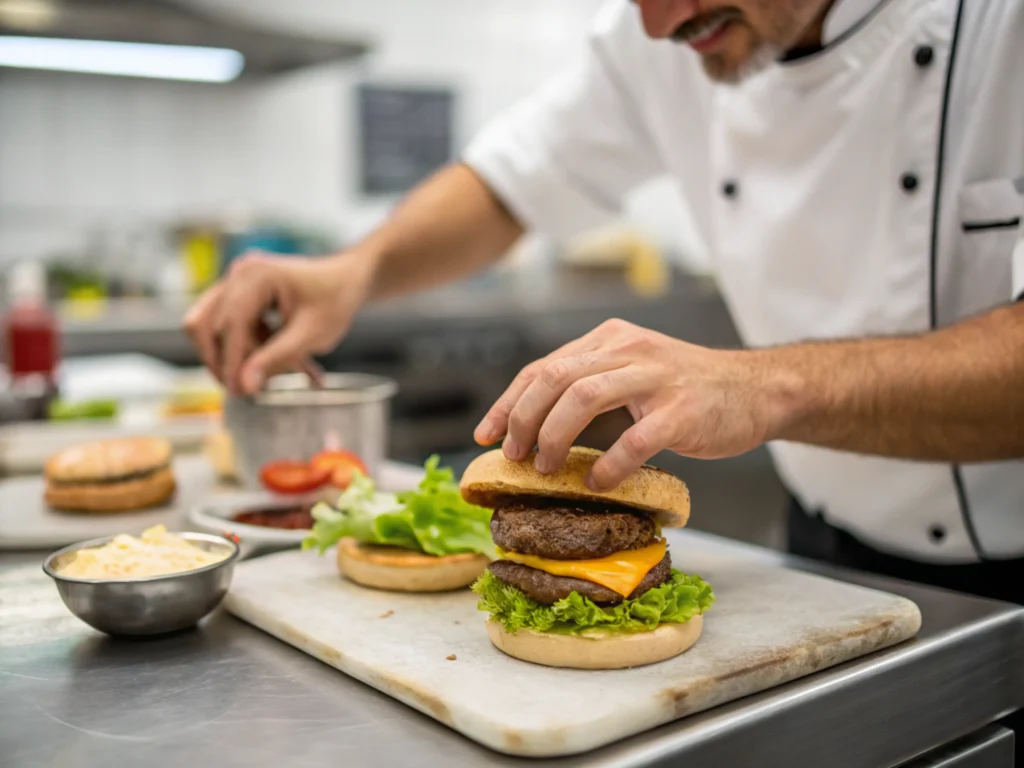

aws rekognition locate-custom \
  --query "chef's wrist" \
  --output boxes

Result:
[328,245,384,304]
[745,347,817,444]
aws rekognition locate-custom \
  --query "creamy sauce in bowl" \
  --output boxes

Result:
[58,525,230,580]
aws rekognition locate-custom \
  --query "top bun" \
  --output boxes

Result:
[460,446,690,528]
[45,437,173,483]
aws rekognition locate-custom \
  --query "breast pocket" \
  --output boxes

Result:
[957,178,1023,312]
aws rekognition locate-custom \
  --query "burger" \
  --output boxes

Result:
[44,437,177,513]
[462,446,714,669]
[303,455,494,593]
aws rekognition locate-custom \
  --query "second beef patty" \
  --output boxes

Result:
[488,554,672,605]
[491,504,656,560]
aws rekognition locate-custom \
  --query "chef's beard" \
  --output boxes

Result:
[671,6,789,85]
[702,39,784,84]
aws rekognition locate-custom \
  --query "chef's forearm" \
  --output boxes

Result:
[349,163,525,302]
[761,302,1024,461]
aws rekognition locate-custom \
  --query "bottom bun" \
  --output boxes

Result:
[44,468,177,513]
[484,614,703,669]
[336,537,489,592]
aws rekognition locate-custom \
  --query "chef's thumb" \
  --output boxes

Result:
[239,318,317,395]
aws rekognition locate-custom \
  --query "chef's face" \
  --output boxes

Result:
[631,0,834,83]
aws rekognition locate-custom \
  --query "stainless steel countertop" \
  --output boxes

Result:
[3,530,1022,768]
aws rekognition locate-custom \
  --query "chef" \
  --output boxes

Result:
[189,0,1023,648]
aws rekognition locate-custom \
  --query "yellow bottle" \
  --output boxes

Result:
[181,230,220,296]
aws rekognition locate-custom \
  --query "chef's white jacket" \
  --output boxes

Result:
[463,0,1024,564]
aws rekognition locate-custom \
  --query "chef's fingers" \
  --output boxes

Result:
[219,309,261,397]
[252,287,324,389]
[215,267,285,394]
[533,368,643,474]
[589,415,670,492]
[474,361,542,454]
[210,293,241,390]
[240,314,322,395]
[505,354,624,470]
[256,318,326,387]
[183,283,226,385]
[474,336,597,451]
[299,358,325,388]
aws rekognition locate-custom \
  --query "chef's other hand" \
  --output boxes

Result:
[184,251,373,396]
[474,319,794,491]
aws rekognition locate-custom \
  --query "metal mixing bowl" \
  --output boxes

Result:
[42,532,240,637]
[223,372,398,489]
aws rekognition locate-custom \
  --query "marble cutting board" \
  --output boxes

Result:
[224,535,922,758]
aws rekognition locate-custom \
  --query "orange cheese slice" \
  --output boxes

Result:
[499,539,667,598]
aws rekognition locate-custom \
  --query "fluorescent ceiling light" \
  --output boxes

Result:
[0,36,245,82]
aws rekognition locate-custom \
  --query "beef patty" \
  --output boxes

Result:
[48,465,168,487]
[491,504,656,560]
[488,554,672,605]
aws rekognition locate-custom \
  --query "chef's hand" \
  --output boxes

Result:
[184,251,374,396]
[474,319,793,491]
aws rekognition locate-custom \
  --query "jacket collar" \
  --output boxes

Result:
[822,0,888,44]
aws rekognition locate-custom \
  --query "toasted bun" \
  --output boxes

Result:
[460,447,689,528]
[336,538,489,593]
[484,614,702,669]
[44,467,177,513]
[45,437,173,482]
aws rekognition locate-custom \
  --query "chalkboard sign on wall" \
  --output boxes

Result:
[357,84,455,195]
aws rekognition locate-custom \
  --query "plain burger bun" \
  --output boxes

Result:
[460,446,690,528]
[44,437,176,513]
[485,614,703,670]
[336,537,489,592]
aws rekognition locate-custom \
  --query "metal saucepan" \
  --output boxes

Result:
[223,372,398,489]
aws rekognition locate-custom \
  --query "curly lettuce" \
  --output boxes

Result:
[472,568,714,636]
[301,455,495,558]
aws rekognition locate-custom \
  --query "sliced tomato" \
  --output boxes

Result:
[310,450,367,490]
[310,449,367,473]
[259,460,331,494]
[328,463,360,490]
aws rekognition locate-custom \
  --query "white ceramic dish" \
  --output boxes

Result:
[0,455,217,551]
[186,460,425,554]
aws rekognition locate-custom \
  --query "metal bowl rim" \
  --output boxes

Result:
[237,372,398,407]
[42,531,240,585]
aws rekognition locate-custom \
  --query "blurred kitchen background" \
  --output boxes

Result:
[0,0,787,549]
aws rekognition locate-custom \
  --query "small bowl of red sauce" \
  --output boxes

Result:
[187,493,325,555]
[233,503,316,531]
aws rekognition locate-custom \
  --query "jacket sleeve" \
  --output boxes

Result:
[462,5,663,242]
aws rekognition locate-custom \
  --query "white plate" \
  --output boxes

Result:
[186,460,426,553]
[0,455,217,550]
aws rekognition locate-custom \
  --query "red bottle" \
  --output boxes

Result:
[4,261,59,385]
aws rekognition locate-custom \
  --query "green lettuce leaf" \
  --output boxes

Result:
[471,567,714,636]
[301,455,495,558]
